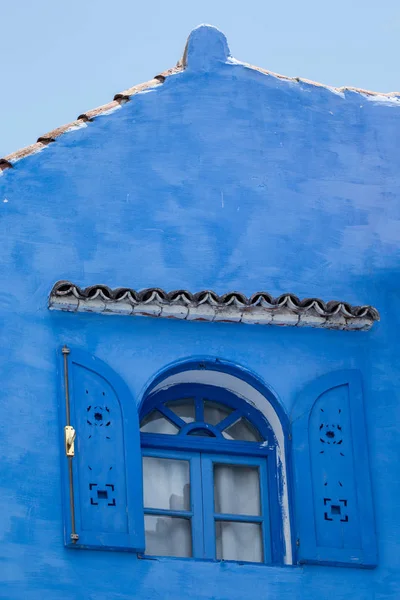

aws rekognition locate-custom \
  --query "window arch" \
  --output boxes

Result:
[140,382,284,564]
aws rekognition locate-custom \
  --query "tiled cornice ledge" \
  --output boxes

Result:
[48,281,380,331]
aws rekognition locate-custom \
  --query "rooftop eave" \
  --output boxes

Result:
[48,281,380,331]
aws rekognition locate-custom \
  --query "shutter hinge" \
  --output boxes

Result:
[296,538,300,547]
[64,425,76,457]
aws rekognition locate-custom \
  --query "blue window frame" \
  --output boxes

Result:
[140,383,283,564]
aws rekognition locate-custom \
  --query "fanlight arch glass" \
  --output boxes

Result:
[139,383,282,565]
[140,386,268,442]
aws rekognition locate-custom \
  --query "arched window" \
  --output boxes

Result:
[59,349,376,568]
[139,383,283,564]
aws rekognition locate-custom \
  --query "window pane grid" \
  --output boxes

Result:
[140,380,279,564]
[140,391,267,444]
[142,452,272,563]
[144,508,193,518]
[213,513,263,523]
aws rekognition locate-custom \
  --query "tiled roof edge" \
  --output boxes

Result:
[48,281,380,331]
[2,30,400,173]
[232,59,400,99]
[0,69,183,172]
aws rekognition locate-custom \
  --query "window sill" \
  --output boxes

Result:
[138,553,299,569]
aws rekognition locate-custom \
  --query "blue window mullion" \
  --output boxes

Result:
[195,396,204,422]
[200,453,217,559]
[213,513,264,523]
[258,459,272,564]
[265,451,283,564]
[189,453,204,559]
[144,508,193,518]
[157,405,187,429]
[215,409,241,433]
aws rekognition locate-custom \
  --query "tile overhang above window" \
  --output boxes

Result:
[48,281,379,331]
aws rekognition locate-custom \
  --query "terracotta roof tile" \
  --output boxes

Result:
[37,120,85,143]
[113,77,164,101]
[78,101,122,122]
[154,65,184,82]
[1,142,48,169]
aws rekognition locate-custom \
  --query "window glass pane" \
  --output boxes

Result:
[203,400,232,426]
[215,521,263,563]
[165,399,196,423]
[214,464,261,515]
[143,457,190,510]
[222,418,262,442]
[145,515,192,558]
[140,410,179,435]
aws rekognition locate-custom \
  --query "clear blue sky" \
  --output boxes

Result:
[1,0,399,157]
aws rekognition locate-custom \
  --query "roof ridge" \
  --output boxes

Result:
[0,65,183,172]
[1,25,400,173]
[239,61,400,98]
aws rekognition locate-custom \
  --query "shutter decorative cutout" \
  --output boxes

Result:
[291,370,377,568]
[59,346,145,551]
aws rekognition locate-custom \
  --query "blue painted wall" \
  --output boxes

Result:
[0,24,399,599]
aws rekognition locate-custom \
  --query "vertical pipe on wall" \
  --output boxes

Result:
[62,345,79,544]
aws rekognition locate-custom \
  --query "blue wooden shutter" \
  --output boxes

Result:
[59,347,145,551]
[291,370,377,568]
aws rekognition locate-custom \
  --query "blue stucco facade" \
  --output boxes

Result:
[0,24,399,599]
